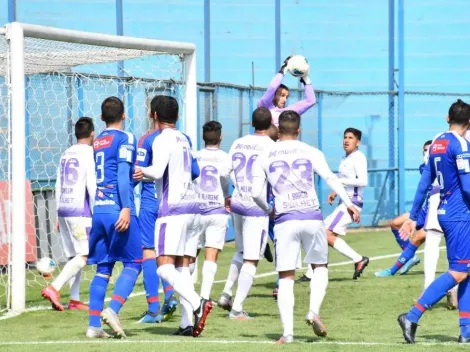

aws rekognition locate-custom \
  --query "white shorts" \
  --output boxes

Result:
[58,216,91,258]
[184,214,202,258]
[232,213,269,261]
[324,203,361,236]
[424,192,442,233]
[198,214,229,251]
[155,214,193,257]
[274,219,328,272]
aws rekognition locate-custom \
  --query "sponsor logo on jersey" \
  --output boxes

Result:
[94,135,114,150]
[431,140,449,154]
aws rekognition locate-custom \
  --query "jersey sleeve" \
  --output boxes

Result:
[454,139,470,201]
[283,84,316,115]
[220,153,232,198]
[55,163,61,212]
[85,147,97,211]
[142,133,171,180]
[257,73,283,109]
[341,153,368,187]
[118,132,135,164]
[251,153,271,213]
[409,160,435,221]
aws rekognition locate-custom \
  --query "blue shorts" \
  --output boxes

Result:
[416,208,427,231]
[88,214,143,264]
[268,219,275,242]
[139,209,158,249]
[440,220,470,273]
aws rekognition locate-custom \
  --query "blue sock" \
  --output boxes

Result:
[109,263,141,314]
[458,276,470,338]
[268,220,275,242]
[392,228,409,250]
[142,257,160,314]
[406,272,458,323]
[88,275,110,328]
[162,279,175,300]
[390,243,418,275]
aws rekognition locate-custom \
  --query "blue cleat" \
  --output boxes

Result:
[162,294,179,321]
[398,256,421,275]
[137,310,164,324]
[375,268,393,277]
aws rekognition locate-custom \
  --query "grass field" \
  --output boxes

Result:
[0,229,468,352]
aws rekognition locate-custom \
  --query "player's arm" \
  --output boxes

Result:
[183,133,200,180]
[251,156,272,214]
[340,154,368,187]
[257,56,292,108]
[85,148,97,212]
[455,143,470,201]
[283,71,316,115]
[409,162,435,222]
[135,136,153,184]
[139,136,170,181]
[115,135,134,232]
[220,156,231,199]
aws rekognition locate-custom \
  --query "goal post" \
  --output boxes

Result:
[1,22,197,314]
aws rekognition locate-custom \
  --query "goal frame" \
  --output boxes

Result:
[2,22,197,313]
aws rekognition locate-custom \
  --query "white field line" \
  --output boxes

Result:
[0,246,446,320]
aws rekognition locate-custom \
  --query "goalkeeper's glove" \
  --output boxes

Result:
[279,55,293,75]
[300,70,311,85]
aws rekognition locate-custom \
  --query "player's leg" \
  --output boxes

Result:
[264,219,274,263]
[457,275,470,343]
[218,213,243,310]
[390,212,410,249]
[424,229,442,288]
[230,216,268,319]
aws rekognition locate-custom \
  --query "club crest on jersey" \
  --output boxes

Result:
[431,140,449,154]
[94,135,114,150]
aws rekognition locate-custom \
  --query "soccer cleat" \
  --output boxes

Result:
[217,292,233,311]
[275,335,294,344]
[85,326,111,339]
[193,298,213,337]
[459,335,470,343]
[137,310,164,324]
[272,286,278,301]
[375,268,393,277]
[173,326,194,336]
[264,243,273,263]
[101,307,126,338]
[397,313,418,344]
[353,256,369,280]
[398,256,421,275]
[305,311,327,337]
[41,285,64,311]
[161,294,179,321]
[228,309,253,321]
[446,290,458,310]
[295,274,311,283]
[68,300,89,311]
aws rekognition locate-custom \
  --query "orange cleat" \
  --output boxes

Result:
[41,285,64,311]
[68,300,89,311]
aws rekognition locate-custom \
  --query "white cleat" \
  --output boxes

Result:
[217,293,233,311]
[86,326,111,339]
[305,311,327,337]
[101,307,126,338]
[228,309,253,320]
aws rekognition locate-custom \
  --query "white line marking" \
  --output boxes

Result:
[0,246,446,320]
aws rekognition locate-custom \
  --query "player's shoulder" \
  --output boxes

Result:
[449,131,470,152]
[352,149,367,160]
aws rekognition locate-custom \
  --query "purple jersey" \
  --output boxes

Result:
[93,128,137,215]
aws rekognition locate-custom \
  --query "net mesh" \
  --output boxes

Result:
[0,31,188,312]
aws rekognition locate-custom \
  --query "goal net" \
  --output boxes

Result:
[0,23,196,314]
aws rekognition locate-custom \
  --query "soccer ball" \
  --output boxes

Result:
[36,257,57,275]
[287,55,309,77]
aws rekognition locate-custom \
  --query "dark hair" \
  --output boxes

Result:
[150,95,179,124]
[277,84,289,92]
[423,140,432,148]
[344,127,362,141]
[278,110,300,135]
[101,96,124,124]
[75,117,94,140]
[203,120,222,146]
[252,107,272,131]
[267,124,279,142]
[448,99,470,126]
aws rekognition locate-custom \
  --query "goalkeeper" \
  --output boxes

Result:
[257,55,316,126]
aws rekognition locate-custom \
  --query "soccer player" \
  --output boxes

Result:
[134,95,212,338]
[86,97,142,339]
[324,128,369,279]
[257,56,316,126]
[42,117,96,311]
[217,107,275,319]
[252,110,360,343]
[265,124,279,265]
[398,99,470,344]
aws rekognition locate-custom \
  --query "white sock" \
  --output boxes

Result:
[333,238,362,263]
[277,278,295,338]
[201,260,217,300]
[157,264,201,310]
[296,252,302,269]
[68,268,82,301]
[51,255,86,292]
[223,252,243,296]
[309,267,328,315]
[305,265,314,279]
[424,230,442,289]
[231,263,257,312]
[176,267,194,328]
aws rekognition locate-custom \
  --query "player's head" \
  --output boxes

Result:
[343,127,362,155]
[274,84,289,108]
[203,120,222,147]
[278,110,300,138]
[267,124,279,142]
[447,99,470,127]
[75,116,95,144]
[149,95,179,125]
[423,140,432,155]
[101,96,125,126]
[252,107,272,131]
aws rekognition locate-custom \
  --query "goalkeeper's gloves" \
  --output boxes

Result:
[300,71,311,85]
[279,55,293,75]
